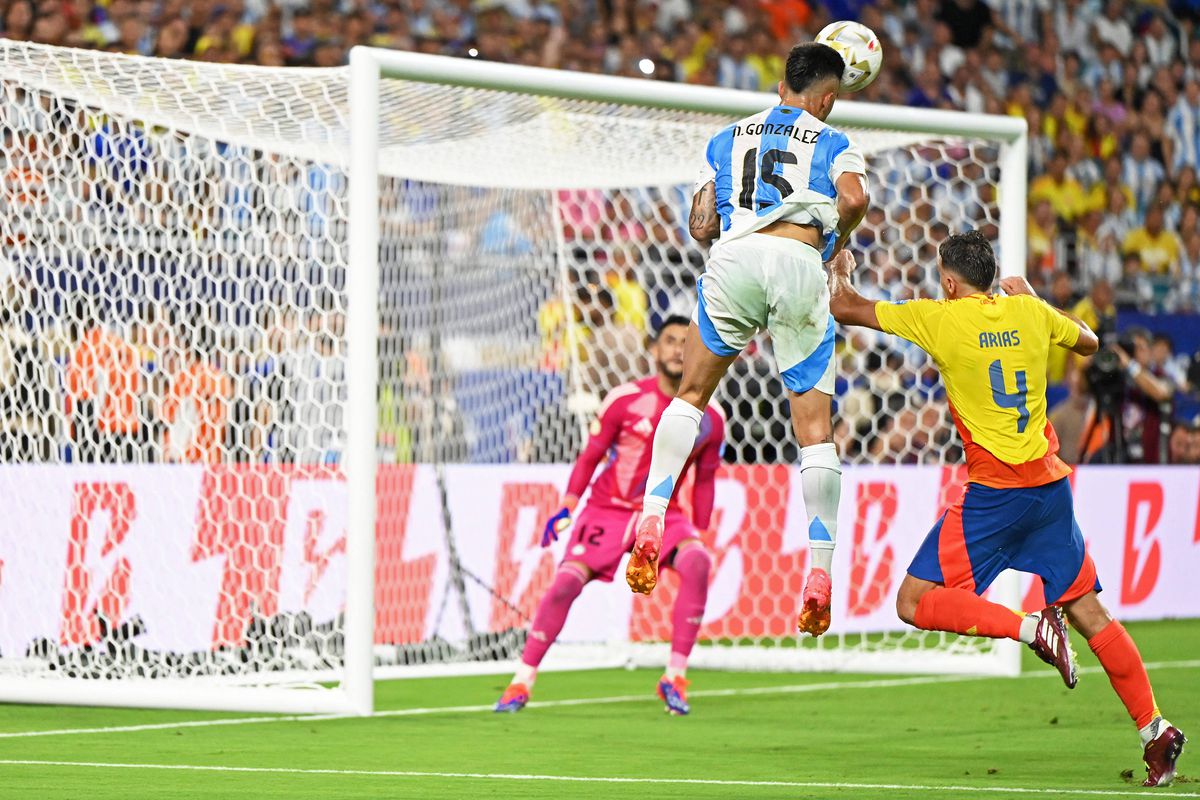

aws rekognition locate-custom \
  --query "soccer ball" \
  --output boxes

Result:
[815,21,883,93]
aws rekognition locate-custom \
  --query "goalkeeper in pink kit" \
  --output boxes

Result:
[495,316,725,716]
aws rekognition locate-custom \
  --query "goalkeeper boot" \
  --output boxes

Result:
[626,515,663,595]
[1142,720,1186,787]
[1027,606,1077,688]
[494,683,530,713]
[797,567,832,636]
[656,675,690,716]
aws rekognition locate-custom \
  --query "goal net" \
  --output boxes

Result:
[0,41,1027,713]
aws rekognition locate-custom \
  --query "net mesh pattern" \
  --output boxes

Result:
[0,41,1012,683]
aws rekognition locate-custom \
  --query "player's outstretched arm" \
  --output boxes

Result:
[544,397,625,545]
[827,249,883,331]
[689,180,720,245]
[830,172,868,256]
[998,276,1099,356]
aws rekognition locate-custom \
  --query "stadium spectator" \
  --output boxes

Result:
[1170,421,1200,464]
[1114,253,1155,311]
[226,332,271,463]
[1027,198,1059,272]
[1167,79,1200,171]
[1030,152,1087,222]
[1111,328,1176,464]
[0,281,57,461]
[1124,205,1182,284]
[1180,219,1200,310]
[162,332,233,464]
[579,286,647,398]
[65,319,142,462]
[604,245,649,334]
[1071,279,1117,336]
[289,330,346,464]
[2,0,34,40]
[1122,132,1167,215]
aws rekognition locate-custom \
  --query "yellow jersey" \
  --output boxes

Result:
[875,293,1078,488]
[1122,227,1180,275]
[1029,175,1087,221]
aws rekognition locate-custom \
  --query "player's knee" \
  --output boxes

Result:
[793,421,832,448]
[895,586,923,626]
[788,396,833,446]
[674,543,712,583]
[674,385,708,410]
[1062,592,1112,640]
[549,566,587,602]
[896,577,935,626]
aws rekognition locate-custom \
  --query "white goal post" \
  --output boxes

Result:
[0,41,1026,716]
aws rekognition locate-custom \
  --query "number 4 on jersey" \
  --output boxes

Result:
[989,359,1029,433]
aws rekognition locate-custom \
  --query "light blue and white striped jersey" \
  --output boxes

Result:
[1167,96,1200,172]
[695,105,865,258]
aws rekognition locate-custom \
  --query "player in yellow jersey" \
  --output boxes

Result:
[828,230,1186,787]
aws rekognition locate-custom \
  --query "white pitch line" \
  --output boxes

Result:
[1,659,1196,740]
[365,673,985,719]
[0,713,353,740]
[0,674,984,738]
[0,759,1194,798]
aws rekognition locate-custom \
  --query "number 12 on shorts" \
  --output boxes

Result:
[989,359,1029,433]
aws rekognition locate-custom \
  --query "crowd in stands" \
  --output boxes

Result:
[1,0,1199,464]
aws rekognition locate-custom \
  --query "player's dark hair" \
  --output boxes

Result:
[938,230,996,291]
[653,314,691,340]
[784,43,845,94]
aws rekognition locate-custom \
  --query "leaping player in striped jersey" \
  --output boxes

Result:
[495,316,725,716]
[629,43,869,640]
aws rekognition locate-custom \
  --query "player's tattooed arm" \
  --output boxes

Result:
[827,249,883,331]
[689,181,721,245]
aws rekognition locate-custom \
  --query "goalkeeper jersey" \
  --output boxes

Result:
[564,377,725,528]
[695,104,865,258]
[874,293,1077,489]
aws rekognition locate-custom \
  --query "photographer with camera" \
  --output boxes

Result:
[1081,326,1174,464]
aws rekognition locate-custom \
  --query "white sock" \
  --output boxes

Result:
[800,443,841,574]
[666,652,688,681]
[1140,716,1170,747]
[1018,613,1040,645]
[513,662,537,688]
[642,398,704,519]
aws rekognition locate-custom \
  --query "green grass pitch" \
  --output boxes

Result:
[0,619,1196,799]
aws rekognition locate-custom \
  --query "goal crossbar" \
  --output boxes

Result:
[365,49,1029,141]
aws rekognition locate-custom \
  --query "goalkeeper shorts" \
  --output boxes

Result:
[563,505,698,583]
[692,234,836,395]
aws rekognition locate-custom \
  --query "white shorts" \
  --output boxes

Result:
[691,234,836,395]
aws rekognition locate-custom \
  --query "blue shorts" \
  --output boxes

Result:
[908,477,1101,607]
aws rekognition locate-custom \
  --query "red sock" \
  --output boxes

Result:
[913,587,1023,640]
[1088,620,1159,729]
[520,566,586,668]
[669,546,711,663]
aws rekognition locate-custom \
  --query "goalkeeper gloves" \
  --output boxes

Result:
[541,495,579,547]
[542,508,571,547]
